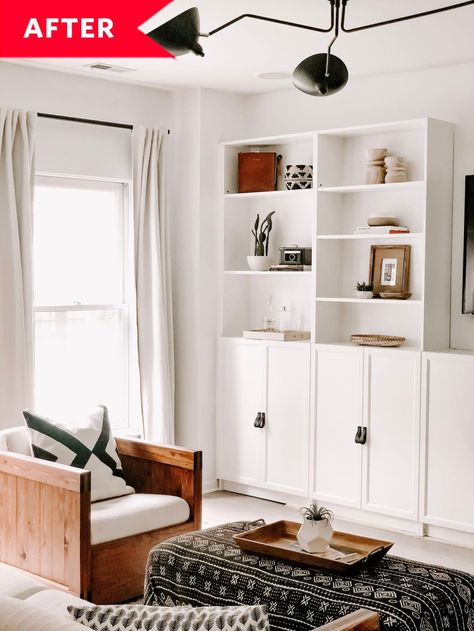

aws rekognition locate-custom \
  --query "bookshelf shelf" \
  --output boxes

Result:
[224,189,314,201]
[318,181,425,194]
[224,271,312,276]
[317,233,423,241]
[317,297,423,305]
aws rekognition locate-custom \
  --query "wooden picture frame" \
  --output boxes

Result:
[368,245,411,297]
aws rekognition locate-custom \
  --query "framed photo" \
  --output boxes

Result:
[369,245,411,296]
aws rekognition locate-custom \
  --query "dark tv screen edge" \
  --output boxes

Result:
[462,174,474,314]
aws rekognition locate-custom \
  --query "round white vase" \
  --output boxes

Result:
[247,255,273,272]
[297,519,334,553]
[356,290,374,299]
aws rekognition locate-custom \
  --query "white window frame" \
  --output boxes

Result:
[33,174,136,431]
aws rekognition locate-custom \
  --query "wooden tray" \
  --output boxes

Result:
[233,521,393,574]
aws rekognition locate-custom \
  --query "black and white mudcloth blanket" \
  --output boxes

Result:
[144,521,474,631]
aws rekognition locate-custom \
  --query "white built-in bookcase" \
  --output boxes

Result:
[218,118,454,352]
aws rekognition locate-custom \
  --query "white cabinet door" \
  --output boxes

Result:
[218,340,266,485]
[422,354,474,533]
[265,344,311,496]
[363,349,420,520]
[314,346,364,508]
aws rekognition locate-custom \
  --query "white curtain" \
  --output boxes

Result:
[0,109,37,430]
[132,126,175,444]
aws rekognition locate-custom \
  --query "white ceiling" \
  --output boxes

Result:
[10,0,474,94]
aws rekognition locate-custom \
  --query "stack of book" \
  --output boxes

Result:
[269,264,311,272]
[354,226,410,235]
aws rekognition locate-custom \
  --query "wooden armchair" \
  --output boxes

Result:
[0,434,202,604]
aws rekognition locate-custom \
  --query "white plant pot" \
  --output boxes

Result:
[247,255,273,272]
[297,519,334,553]
[356,290,374,299]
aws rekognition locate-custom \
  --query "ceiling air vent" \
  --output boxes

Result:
[85,63,136,73]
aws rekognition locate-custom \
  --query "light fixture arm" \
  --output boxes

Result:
[341,0,474,33]
[207,1,336,37]
[325,0,341,76]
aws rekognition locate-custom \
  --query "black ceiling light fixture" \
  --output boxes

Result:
[147,7,205,57]
[147,0,474,97]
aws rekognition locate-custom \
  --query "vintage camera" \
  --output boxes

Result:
[279,246,312,266]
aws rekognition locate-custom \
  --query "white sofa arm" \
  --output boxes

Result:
[0,596,85,631]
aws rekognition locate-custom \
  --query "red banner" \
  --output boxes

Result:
[0,0,174,57]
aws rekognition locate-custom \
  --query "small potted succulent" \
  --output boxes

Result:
[247,211,276,271]
[297,503,334,553]
[355,281,374,299]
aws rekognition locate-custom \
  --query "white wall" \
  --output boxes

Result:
[0,62,178,181]
[172,88,248,490]
[240,61,474,350]
[0,62,176,129]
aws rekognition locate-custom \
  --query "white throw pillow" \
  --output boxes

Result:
[23,406,135,502]
[68,604,270,631]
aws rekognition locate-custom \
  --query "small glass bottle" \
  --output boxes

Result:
[279,305,292,332]
[263,295,275,331]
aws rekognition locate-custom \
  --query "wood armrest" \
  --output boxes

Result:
[116,438,202,529]
[115,437,202,471]
[0,450,91,598]
[0,450,90,493]
[315,609,380,631]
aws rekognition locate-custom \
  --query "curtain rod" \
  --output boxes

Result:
[37,112,170,134]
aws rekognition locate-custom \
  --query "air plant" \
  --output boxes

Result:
[356,281,373,292]
[252,211,276,256]
[300,503,334,526]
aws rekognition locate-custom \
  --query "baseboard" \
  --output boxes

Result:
[202,479,219,494]
[220,480,306,506]
[424,524,474,549]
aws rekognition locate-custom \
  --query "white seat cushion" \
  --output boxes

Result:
[0,562,47,600]
[0,596,85,631]
[26,589,92,617]
[0,427,32,456]
[91,493,190,545]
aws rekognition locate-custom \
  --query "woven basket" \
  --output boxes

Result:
[351,334,406,347]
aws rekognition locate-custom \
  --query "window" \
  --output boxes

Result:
[33,176,133,429]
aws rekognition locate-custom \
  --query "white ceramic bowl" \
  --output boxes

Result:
[356,290,374,299]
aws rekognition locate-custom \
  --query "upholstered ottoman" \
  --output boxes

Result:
[144,521,474,631]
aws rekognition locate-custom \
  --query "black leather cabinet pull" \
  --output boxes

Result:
[355,426,367,444]
[254,412,266,428]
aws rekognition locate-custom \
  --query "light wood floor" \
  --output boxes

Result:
[203,491,474,574]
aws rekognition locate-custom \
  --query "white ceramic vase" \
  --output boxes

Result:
[297,519,334,553]
[247,255,272,272]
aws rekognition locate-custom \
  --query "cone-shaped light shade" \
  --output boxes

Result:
[146,7,205,57]
[293,53,348,96]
